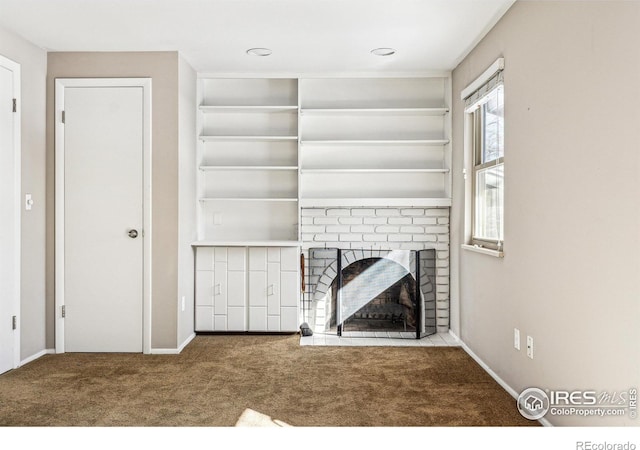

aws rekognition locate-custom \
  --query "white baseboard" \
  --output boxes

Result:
[149,348,180,355]
[178,333,196,353]
[150,333,196,355]
[20,348,55,367]
[449,330,553,427]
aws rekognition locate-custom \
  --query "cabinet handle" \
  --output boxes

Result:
[215,283,221,295]
[268,284,274,296]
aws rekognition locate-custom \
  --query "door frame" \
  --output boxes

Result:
[54,78,152,354]
[0,54,21,369]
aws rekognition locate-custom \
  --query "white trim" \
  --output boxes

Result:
[461,244,504,258]
[178,333,196,352]
[55,78,153,355]
[460,57,504,100]
[149,348,181,355]
[450,330,553,427]
[0,54,21,370]
[149,332,195,355]
[20,348,55,367]
[447,329,460,344]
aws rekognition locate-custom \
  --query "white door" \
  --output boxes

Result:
[59,82,144,352]
[0,56,20,374]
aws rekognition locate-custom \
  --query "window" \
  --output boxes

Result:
[463,61,504,254]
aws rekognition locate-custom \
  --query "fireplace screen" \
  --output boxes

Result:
[304,248,437,339]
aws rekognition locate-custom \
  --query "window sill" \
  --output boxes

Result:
[461,244,504,258]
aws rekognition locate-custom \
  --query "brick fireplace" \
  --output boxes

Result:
[301,207,450,335]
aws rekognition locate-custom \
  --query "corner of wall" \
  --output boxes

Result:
[177,55,197,346]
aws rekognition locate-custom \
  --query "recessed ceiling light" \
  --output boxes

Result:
[371,48,396,57]
[246,48,272,57]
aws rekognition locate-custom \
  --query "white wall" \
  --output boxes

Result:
[177,55,197,347]
[0,25,47,361]
[451,1,640,426]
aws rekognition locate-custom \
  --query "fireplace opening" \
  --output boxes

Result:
[330,257,416,332]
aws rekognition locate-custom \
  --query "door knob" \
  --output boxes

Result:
[128,229,139,239]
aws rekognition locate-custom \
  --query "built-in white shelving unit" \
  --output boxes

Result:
[196,78,300,243]
[196,75,452,239]
[299,77,451,207]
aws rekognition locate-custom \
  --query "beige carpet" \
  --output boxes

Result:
[0,334,538,427]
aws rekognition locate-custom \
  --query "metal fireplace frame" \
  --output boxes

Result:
[305,248,437,339]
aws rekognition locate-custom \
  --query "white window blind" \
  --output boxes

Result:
[464,70,504,113]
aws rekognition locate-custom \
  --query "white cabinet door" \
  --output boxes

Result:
[247,247,298,332]
[213,262,227,330]
[196,248,214,270]
[280,307,299,332]
[280,270,299,331]
[228,307,246,331]
[248,272,268,331]
[280,247,300,330]
[195,257,214,331]
[227,270,246,331]
[213,262,227,312]
[195,271,213,307]
[195,246,299,333]
[248,247,267,331]
[280,271,298,308]
[249,270,267,308]
[228,247,247,271]
[195,246,245,331]
[267,262,281,316]
[195,272,214,331]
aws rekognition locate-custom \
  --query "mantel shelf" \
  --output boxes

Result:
[200,135,298,142]
[300,197,452,207]
[301,168,449,174]
[300,139,449,146]
[300,107,449,115]
[200,165,299,171]
[199,105,298,113]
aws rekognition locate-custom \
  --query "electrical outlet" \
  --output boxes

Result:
[514,328,520,350]
[526,335,534,359]
[181,296,186,312]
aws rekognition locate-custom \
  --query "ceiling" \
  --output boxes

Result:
[0,0,515,74]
